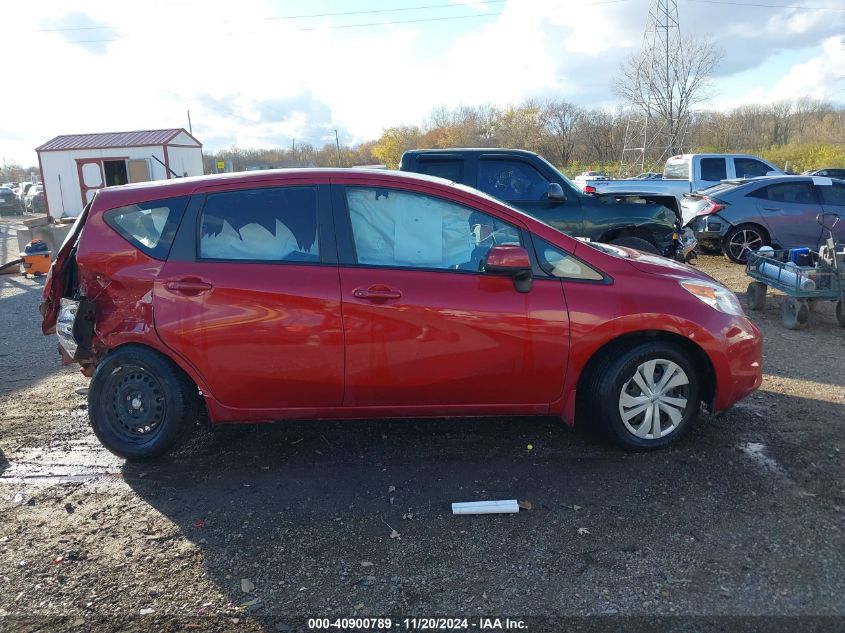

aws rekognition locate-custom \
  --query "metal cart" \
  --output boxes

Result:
[744,215,845,330]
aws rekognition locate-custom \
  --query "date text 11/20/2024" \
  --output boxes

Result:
[307,618,528,630]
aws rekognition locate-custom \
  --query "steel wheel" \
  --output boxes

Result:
[109,367,167,442]
[617,359,690,440]
[746,281,767,311]
[780,297,809,330]
[89,346,198,460]
[724,226,766,264]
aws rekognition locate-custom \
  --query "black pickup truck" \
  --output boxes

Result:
[400,148,695,260]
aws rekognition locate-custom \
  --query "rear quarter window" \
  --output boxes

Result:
[103,196,190,260]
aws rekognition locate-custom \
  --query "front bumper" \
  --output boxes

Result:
[712,316,763,413]
[659,227,697,261]
[678,228,697,259]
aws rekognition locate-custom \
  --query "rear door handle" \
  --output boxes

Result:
[352,287,402,301]
[165,279,213,295]
[762,206,781,211]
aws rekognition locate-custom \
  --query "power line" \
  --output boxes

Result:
[686,0,845,11]
[49,0,630,43]
[37,0,507,32]
[264,1,506,22]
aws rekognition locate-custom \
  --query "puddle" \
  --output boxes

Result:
[0,440,123,487]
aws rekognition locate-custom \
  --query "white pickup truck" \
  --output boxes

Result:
[583,154,784,203]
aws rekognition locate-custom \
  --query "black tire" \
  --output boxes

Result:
[780,297,809,330]
[835,300,845,328]
[746,281,767,311]
[88,345,199,460]
[722,224,768,264]
[609,236,659,254]
[697,241,722,255]
[585,342,701,450]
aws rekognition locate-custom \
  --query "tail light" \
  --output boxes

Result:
[697,196,725,216]
[584,185,597,194]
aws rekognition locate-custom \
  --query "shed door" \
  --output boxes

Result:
[76,159,105,205]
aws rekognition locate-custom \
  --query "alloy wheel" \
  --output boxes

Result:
[727,228,764,262]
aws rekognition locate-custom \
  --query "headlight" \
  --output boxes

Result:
[680,279,744,316]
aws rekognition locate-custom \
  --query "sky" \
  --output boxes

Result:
[1,0,843,166]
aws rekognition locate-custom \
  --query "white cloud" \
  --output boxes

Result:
[0,0,843,165]
[769,36,845,102]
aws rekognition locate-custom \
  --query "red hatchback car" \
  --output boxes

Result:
[41,169,762,459]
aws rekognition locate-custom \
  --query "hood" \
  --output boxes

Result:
[622,248,719,283]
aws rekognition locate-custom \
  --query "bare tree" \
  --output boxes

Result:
[615,35,722,158]
[539,100,584,165]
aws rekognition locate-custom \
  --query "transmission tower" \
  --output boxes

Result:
[619,0,688,177]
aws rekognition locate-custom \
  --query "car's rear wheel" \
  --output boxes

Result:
[88,346,198,460]
[587,342,701,449]
[609,236,659,254]
[723,224,768,264]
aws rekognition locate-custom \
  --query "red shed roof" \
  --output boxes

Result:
[36,128,200,152]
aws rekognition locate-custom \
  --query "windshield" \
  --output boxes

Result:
[534,154,583,196]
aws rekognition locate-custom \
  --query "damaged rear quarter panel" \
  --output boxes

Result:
[75,211,163,357]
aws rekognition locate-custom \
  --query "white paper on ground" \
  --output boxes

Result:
[451,499,520,515]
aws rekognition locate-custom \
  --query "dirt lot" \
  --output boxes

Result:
[0,220,843,632]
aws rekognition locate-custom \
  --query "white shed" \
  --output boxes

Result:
[35,128,203,218]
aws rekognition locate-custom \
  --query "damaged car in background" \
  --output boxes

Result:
[400,149,696,261]
[681,175,845,263]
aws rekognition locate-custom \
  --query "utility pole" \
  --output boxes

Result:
[619,0,684,176]
[334,129,342,168]
[187,110,193,135]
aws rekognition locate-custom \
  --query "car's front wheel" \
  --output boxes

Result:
[587,342,701,449]
[88,346,199,460]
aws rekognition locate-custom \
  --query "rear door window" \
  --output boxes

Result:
[748,182,817,204]
[199,187,319,262]
[478,159,549,202]
[104,196,190,260]
[734,158,772,179]
[415,158,465,183]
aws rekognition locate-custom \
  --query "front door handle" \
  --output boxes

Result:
[165,279,213,295]
[762,206,781,211]
[352,286,402,301]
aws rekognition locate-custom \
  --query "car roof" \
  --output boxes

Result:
[403,148,539,158]
[91,167,472,210]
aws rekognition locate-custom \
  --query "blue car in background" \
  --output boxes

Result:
[681,176,845,263]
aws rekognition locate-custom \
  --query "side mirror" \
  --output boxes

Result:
[483,245,533,293]
[548,182,566,202]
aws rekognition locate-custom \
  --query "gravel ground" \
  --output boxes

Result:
[0,221,843,632]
